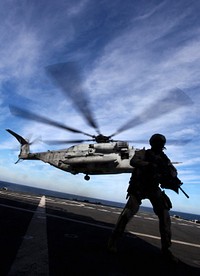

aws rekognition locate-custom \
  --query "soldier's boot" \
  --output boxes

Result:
[161,248,179,263]
[107,232,118,253]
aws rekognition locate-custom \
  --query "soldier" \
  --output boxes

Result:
[108,133,181,262]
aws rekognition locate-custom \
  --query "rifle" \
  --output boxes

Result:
[160,176,189,198]
[179,186,189,198]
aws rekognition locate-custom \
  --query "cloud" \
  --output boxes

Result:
[0,0,200,214]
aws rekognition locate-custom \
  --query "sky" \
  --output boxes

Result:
[0,0,200,215]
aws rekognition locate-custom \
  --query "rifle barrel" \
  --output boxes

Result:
[180,186,189,198]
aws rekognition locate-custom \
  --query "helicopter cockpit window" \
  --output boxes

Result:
[115,141,128,149]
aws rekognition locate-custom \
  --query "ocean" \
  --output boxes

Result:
[0,180,200,222]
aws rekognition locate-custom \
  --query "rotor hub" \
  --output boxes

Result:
[94,134,111,143]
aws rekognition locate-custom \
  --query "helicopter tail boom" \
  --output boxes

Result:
[6,129,30,160]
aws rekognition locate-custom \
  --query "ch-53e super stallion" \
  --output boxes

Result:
[7,63,191,198]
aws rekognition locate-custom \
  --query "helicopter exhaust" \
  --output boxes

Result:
[6,129,30,162]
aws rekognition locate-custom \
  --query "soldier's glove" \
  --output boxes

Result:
[160,176,182,194]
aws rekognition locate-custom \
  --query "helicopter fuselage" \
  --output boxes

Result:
[18,140,136,180]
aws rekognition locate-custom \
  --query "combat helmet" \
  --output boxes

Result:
[149,133,166,149]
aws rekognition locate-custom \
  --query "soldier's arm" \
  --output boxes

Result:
[130,149,149,168]
[163,153,178,177]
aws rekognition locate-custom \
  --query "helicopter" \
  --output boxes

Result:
[7,62,192,182]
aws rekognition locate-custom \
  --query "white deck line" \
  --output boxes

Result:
[8,196,49,276]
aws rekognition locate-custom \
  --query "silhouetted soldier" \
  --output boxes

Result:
[108,133,182,262]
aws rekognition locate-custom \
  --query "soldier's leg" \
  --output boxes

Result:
[113,194,140,236]
[150,190,178,262]
[158,208,172,250]
[108,194,140,252]
[150,190,172,250]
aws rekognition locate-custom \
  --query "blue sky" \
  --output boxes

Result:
[0,0,200,215]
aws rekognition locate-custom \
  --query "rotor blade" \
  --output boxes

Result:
[46,62,100,134]
[43,139,94,145]
[111,88,193,137]
[127,138,191,145]
[9,105,94,138]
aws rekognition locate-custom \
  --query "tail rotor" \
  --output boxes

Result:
[6,129,30,162]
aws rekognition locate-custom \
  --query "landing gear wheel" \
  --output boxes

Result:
[84,174,90,181]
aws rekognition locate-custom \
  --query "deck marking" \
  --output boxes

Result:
[1,197,199,252]
[129,231,200,248]
[47,212,200,249]
[8,196,49,276]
